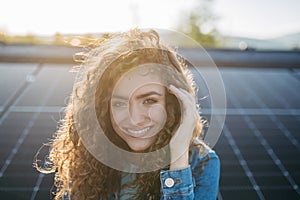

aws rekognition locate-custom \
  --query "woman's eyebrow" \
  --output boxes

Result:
[136,91,162,99]
[111,95,128,100]
[112,91,162,100]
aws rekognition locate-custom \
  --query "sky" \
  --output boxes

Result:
[1,0,300,39]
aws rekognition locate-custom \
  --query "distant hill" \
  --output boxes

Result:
[220,32,300,50]
[268,32,300,50]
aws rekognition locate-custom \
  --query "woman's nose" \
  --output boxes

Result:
[129,103,149,126]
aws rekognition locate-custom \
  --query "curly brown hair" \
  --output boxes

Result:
[35,28,207,200]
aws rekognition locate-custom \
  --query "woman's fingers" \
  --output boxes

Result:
[169,85,194,106]
[168,85,199,126]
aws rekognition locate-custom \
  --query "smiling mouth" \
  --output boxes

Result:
[125,126,152,137]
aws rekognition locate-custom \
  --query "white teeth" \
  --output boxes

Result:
[128,127,150,135]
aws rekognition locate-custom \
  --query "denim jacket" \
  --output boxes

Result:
[159,146,220,199]
[62,145,220,200]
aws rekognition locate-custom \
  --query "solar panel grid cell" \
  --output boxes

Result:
[222,70,300,199]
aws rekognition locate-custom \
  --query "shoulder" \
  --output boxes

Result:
[189,138,220,170]
[189,139,220,199]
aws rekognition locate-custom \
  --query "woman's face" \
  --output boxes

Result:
[110,65,167,152]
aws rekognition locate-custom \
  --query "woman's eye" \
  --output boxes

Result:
[112,101,127,108]
[143,98,158,105]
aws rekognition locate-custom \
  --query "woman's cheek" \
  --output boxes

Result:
[148,104,167,124]
[111,109,128,124]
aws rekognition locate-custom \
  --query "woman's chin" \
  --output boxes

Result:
[127,140,153,152]
[128,144,150,152]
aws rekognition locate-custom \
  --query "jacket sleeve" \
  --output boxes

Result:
[160,166,195,199]
[194,151,220,200]
[160,150,220,200]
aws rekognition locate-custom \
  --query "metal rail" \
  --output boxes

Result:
[1,45,300,68]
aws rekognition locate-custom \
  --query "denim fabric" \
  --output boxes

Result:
[160,147,220,200]
[62,146,220,200]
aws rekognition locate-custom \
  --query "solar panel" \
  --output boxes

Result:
[0,63,299,200]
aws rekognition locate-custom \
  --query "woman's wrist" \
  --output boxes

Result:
[169,125,193,170]
[169,150,189,170]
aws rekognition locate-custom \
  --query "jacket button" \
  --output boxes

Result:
[165,178,175,187]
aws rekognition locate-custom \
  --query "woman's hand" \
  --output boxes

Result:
[168,85,200,170]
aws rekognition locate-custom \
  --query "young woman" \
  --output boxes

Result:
[36,28,220,199]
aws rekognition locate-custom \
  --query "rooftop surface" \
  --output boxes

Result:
[0,46,300,200]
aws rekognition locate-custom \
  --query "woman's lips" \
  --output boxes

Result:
[123,126,153,138]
